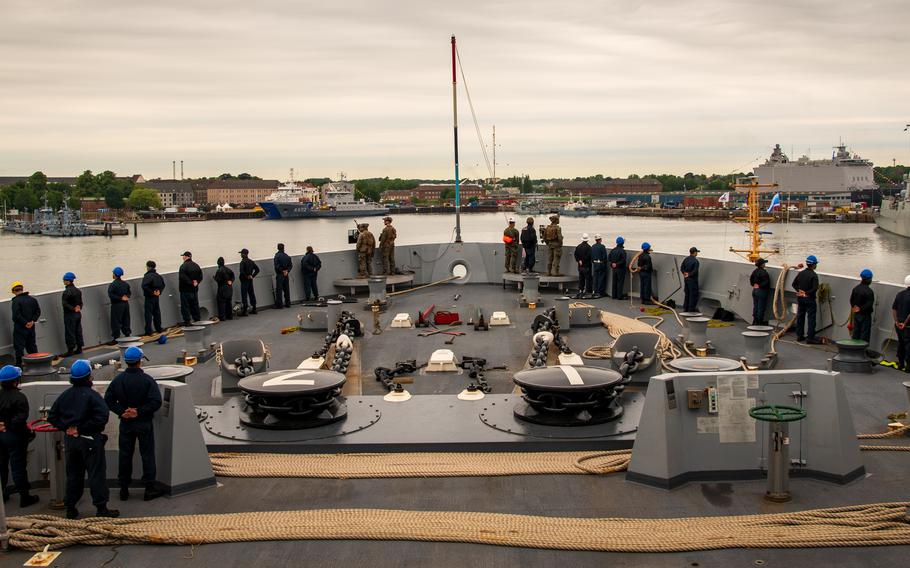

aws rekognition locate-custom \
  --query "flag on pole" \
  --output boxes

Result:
[766,193,781,213]
[718,192,730,204]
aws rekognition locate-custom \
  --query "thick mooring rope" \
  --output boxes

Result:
[8,502,910,552]
[209,451,632,478]
[857,423,910,439]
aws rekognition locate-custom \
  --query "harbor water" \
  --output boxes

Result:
[2,213,909,293]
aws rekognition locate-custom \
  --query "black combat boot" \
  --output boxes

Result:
[66,507,79,519]
[20,493,39,508]
[143,484,164,501]
[95,505,120,518]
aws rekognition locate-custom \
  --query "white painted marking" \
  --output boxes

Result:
[558,365,584,385]
[262,370,316,386]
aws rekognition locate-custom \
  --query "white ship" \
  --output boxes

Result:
[259,177,387,220]
[874,173,910,238]
[558,198,593,217]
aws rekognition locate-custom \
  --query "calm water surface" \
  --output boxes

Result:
[2,213,908,293]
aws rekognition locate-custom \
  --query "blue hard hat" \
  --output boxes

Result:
[641,242,651,250]
[69,359,92,381]
[0,365,22,382]
[113,267,124,277]
[124,346,144,363]
[63,272,76,282]
[860,269,873,279]
[806,255,818,265]
[616,236,625,245]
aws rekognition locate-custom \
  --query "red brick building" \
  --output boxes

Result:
[548,178,663,194]
[382,184,485,202]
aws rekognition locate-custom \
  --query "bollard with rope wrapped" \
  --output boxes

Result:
[28,418,67,510]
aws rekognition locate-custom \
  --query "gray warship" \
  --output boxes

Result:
[3,199,90,237]
[1,218,910,566]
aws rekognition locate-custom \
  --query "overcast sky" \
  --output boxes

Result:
[1,0,908,180]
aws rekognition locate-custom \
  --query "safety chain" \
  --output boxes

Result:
[234,352,255,378]
[330,341,352,374]
[528,333,551,368]
[458,356,505,394]
[374,360,421,392]
[313,311,361,360]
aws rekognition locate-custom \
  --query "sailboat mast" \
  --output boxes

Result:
[451,34,462,243]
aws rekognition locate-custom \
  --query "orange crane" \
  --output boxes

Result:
[729,176,780,262]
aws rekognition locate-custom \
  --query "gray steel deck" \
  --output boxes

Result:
[5,281,910,567]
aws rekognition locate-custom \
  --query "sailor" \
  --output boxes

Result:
[750,258,771,326]
[108,267,131,343]
[543,215,563,276]
[0,365,39,508]
[379,216,397,275]
[520,216,537,273]
[503,217,520,274]
[849,269,875,343]
[104,347,163,502]
[213,257,235,321]
[355,224,375,278]
[10,281,40,366]
[591,234,608,297]
[238,248,259,316]
[680,247,700,312]
[178,251,203,324]
[608,236,627,300]
[637,242,654,305]
[792,255,821,344]
[273,243,293,308]
[48,359,119,519]
[61,272,84,356]
[574,233,592,295]
[301,246,322,302]
[891,275,910,372]
[141,261,165,335]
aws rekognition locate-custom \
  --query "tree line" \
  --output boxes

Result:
[1,171,161,212]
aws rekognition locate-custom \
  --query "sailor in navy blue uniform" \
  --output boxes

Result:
[48,360,119,519]
[680,247,700,312]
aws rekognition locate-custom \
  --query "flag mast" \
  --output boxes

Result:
[451,34,462,243]
[729,176,780,262]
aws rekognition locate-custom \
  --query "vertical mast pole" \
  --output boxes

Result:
[452,35,462,243]
[492,125,496,181]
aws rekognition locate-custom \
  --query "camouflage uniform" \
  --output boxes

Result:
[503,223,520,273]
[356,225,376,278]
[544,217,563,276]
[379,218,397,275]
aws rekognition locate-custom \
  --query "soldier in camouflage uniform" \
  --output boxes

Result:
[543,215,564,276]
[379,216,397,275]
[502,217,520,273]
[356,224,376,278]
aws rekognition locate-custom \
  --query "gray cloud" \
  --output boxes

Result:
[1,0,908,179]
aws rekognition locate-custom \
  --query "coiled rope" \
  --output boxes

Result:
[208,450,632,478]
[8,502,910,552]
[599,311,682,370]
